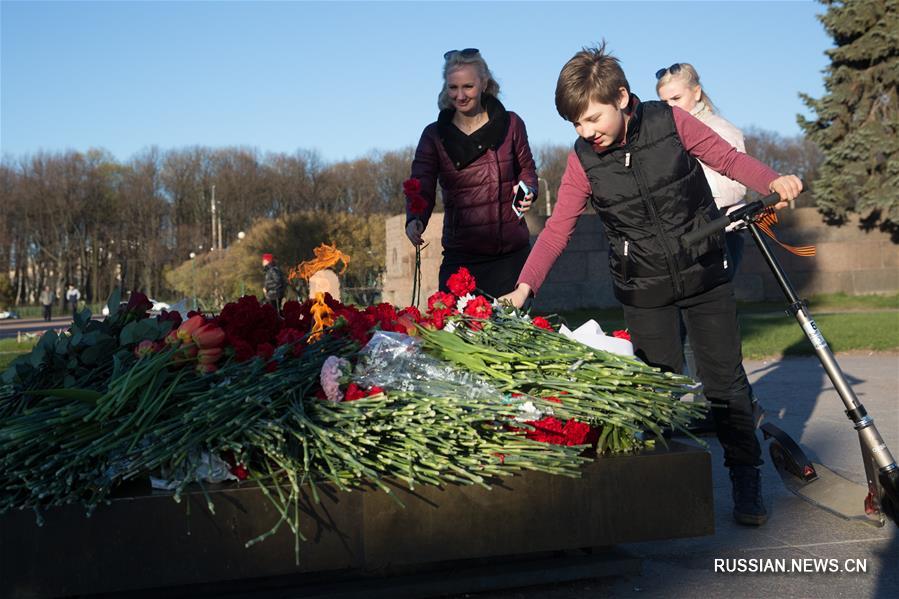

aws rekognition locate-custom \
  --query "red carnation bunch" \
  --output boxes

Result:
[524,416,599,447]
[403,177,428,216]
[446,266,476,297]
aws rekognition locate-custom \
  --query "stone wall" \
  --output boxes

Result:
[382,208,899,310]
[733,208,899,302]
[381,214,445,309]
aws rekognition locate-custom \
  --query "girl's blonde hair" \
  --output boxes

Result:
[655,62,716,113]
[437,51,500,110]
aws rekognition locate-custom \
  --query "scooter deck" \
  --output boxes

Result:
[780,462,884,528]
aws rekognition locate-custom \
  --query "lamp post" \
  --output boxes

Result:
[538,177,553,217]
[237,231,246,298]
[189,252,197,310]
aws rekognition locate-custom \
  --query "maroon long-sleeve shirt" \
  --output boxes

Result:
[517,106,780,295]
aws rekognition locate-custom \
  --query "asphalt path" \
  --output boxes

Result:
[0,315,94,339]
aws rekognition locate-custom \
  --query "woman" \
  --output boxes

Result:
[405,48,538,298]
[656,62,749,269]
[656,62,756,435]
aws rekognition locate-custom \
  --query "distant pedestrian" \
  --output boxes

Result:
[262,254,286,314]
[39,285,55,322]
[65,284,81,319]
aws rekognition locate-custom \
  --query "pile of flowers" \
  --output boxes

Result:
[0,269,701,558]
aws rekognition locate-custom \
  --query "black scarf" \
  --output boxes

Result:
[437,95,511,171]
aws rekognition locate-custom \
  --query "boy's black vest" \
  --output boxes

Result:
[574,100,730,308]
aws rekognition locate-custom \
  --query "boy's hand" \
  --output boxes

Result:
[406,219,424,246]
[498,283,532,309]
[768,175,803,210]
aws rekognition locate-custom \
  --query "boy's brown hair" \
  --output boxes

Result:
[555,41,631,122]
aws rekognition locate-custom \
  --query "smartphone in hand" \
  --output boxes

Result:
[512,181,530,219]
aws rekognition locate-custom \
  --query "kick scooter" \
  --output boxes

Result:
[684,192,898,527]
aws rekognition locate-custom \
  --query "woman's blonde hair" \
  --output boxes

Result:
[655,62,716,113]
[437,50,500,110]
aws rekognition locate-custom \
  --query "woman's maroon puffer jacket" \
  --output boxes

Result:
[409,112,538,256]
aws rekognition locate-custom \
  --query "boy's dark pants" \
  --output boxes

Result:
[622,281,762,469]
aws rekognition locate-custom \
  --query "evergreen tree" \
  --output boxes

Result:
[799,0,899,228]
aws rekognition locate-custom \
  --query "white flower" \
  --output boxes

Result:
[456,293,475,312]
[443,320,457,333]
[514,400,553,422]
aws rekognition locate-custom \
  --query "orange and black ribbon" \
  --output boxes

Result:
[755,209,816,257]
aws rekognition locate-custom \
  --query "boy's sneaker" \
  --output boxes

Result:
[730,465,768,526]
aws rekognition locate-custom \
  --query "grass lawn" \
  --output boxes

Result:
[0,338,38,371]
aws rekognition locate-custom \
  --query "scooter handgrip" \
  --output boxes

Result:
[682,214,730,247]
[760,191,783,207]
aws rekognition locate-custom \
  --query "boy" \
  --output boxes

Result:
[501,44,802,526]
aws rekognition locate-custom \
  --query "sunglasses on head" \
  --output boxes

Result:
[655,63,682,80]
[444,48,480,60]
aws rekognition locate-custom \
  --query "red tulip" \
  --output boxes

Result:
[195,362,218,375]
[176,315,206,344]
[192,324,225,349]
[164,329,180,346]
[395,313,419,336]
[134,340,158,359]
[197,347,223,364]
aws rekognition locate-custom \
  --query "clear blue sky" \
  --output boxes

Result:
[1,1,832,164]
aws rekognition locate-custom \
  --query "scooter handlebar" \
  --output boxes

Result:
[682,192,783,247]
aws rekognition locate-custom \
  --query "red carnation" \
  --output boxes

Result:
[275,327,305,356]
[612,329,631,341]
[365,303,398,327]
[344,383,366,402]
[231,340,254,363]
[428,312,447,330]
[463,295,492,320]
[255,342,277,371]
[562,420,597,446]
[427,291,457,313]
[398,306,422,322]
[446,267,476,297]
[408,194,427,216]
[532,316,553,331]
[231,464,249,481]
[402,177,422,195]
[344,383,386,402]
